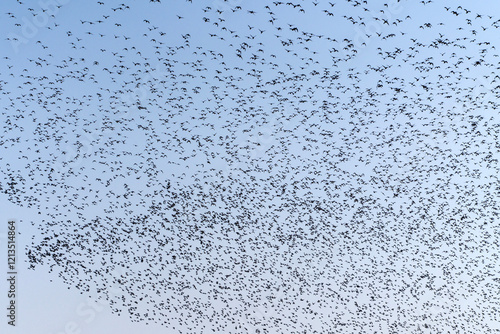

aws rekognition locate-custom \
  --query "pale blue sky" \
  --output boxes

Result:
[1,0,500,333]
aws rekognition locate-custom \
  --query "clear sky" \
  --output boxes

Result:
[1,0,500,333]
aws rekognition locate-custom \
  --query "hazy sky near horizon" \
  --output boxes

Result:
[1,0,500,333]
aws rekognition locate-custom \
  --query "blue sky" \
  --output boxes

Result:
[1,0,500,333]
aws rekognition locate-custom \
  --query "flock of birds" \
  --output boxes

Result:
[1,0,500,332]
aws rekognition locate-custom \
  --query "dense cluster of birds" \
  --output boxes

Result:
[1,0,500,332]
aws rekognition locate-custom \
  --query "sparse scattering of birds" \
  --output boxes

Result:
[1,0,500,333]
